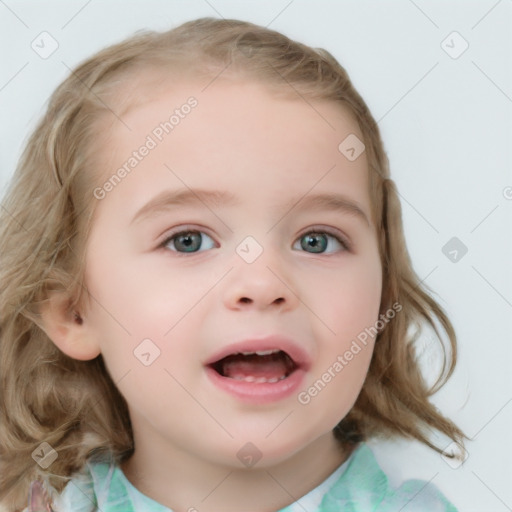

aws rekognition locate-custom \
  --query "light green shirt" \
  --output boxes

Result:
[52,443,457,511]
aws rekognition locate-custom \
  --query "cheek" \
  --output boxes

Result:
[299,249,381,405]
[311,252,382,339]
[83,250,206,379]
[84,247,200,331]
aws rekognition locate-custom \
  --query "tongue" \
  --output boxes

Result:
[219,353,292,380]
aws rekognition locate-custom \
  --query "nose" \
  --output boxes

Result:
[222,249,298,312]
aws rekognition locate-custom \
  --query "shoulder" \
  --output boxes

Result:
[52,459,122,512]
[51,460,108,512]
[321,443,458,512]
[52,459,171,512]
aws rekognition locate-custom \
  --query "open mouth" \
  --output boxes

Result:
[208,349,298,383]
[204,336,310,402]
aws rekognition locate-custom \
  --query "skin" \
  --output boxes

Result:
[44,77,382,511]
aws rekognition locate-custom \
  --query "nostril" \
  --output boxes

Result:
[236,297,285,305]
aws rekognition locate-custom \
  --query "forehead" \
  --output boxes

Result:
[95,77,371,220]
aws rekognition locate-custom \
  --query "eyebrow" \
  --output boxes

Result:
[286,193,370,227]
[131,188,239,225]
[131,188,370,227]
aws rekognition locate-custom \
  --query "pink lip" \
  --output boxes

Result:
[205,366,307,404]
[203,335,311,404]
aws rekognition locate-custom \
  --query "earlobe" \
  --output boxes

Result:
[38,291,101,361]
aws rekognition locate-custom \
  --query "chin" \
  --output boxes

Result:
[205,425,334,470]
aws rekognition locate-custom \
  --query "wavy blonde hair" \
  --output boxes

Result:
[0,17,466,511]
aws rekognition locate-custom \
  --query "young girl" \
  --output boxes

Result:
[0,18,466,512]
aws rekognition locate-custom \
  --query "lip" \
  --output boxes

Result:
[203,335,311,404]
[204,336,312,371]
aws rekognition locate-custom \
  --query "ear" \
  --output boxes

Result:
[38,291,101,361]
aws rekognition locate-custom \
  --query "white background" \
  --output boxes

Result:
[1,1,511,510]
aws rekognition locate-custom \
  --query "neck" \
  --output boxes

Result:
[121,430,354,512]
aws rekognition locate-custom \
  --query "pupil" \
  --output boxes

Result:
[301,233,327,253]
[176,232,201,252]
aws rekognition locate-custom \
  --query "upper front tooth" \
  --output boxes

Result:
[255,349,278,356]
[239,349,279,356]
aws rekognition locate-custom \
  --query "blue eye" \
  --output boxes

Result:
[163,230,216,253]
[161,228,348,255]
[293,231,348,254]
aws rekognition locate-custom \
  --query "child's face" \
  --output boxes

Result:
[82,77,382,468]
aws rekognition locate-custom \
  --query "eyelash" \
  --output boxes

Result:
[159,225,352,255]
